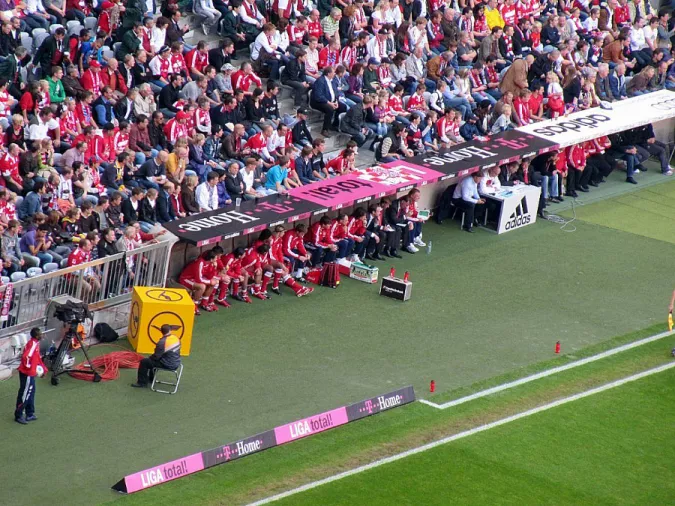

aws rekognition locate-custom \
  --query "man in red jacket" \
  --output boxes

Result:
[304,215,338,267]
[178,249,219,314]
[15,328,47,424]
[283,223,309,281]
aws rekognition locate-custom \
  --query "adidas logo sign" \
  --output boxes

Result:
[505,196,531,230]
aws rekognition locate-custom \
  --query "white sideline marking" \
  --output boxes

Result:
[247,362,675,506]
[421,329,673,409]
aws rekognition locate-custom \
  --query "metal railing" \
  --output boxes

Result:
[0,238,177,340]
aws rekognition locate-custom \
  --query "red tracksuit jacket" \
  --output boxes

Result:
[18,337,47,377]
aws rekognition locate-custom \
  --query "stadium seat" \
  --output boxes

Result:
[20,34,32,53]
[66,19,80,30]
[402,95,409,109]
[1,276,9,285]
[10,272,26,282]
[33,32,49,52]
[26,267,42,278]
[151,364,183,394]
[84,17,97,32]
[112,42,121,53]
[43,262,59,273]
[14,196,22,208]
[59,258,68,268]
[49,24,64,35]
[68,23,83,38]
[101,49,114,61]
[338,112,346,133]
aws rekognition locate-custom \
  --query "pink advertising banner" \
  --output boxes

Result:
[273,407,349,445]
[113,387,414,494]
[290,163,447,208]
[123,452,205,494]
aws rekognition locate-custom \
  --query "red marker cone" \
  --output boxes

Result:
[403,271,410,282]
[555,341,561,354]
[430,380,435,393]
[389,267,396,278]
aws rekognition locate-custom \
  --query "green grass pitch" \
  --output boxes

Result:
[0,169,674,506]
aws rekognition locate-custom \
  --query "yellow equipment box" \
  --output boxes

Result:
[128,287,194,356]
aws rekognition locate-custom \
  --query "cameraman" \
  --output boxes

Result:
[14,328,48,425]
[131,324,181,388]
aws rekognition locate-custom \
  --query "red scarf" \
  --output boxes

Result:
[1,282,12,322]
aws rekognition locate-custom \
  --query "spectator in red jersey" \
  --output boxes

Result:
[67,238,101,297]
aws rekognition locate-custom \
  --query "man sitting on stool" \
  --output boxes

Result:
[131,324,181,388]
[452,172,486,233]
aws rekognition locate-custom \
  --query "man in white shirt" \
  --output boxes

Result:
[452,172,486,233]
[367,29,390,61]
[239,0,265,30]
[195,171,220,212]
[251,24,281,80]
[479,166,502,195]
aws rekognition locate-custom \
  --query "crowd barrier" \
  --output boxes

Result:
[0,239,176,342]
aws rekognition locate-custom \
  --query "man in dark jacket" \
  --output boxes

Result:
[310,66,346,136]
[208,38,235,70]
[221,123,250,160]
[62,65,85,97]
[117,23,143,60]
[148,111,169,150]
[156,182,177,223]
[18,182,46,220]
[131,324,182,388]
[281,49,310,106]
[158,73,183,117]
[33,28,66,77]
[340,96,374,147]
[0,46,28,100]
[138,188,159,229]
[223,162,247,200]
[121,186,145,223]
[0,21,18,58]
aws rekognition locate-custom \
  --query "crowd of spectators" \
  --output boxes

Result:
[0,0,672,283]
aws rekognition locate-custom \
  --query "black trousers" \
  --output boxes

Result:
[281,79,309,106]
[452,198,484,228]
[137,357,163,385]
[15,373,35,419]
[566,170,579,194]
[311,101,347,131]
[578,164,598,188]
[366,231,386,255]
[640,141,670,173]
[587,154,613,180]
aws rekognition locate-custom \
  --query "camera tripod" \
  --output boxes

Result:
[48,323,101,385]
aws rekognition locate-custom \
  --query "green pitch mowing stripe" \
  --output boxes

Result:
[561,180,675,245]
[270,365,675,506]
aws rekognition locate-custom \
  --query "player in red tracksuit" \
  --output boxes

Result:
[15,327,47,424]
[221,247,251,303]
[205,246,232,308]
[283,223,309,281]
[347,208,368,262]
[565,143,586,196]
[265,226,313,297]
[178,249,218,314]
[304,216,338,267]
[329,214,355,261]
[241,243,272,300]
